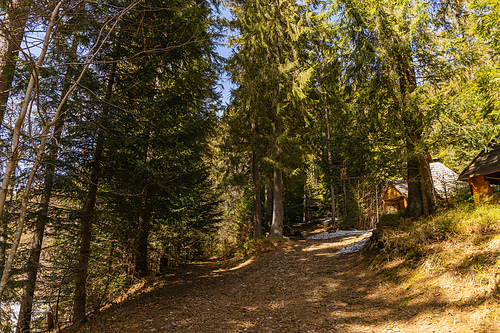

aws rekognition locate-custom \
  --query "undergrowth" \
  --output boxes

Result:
[365,203,500,304]
[236,236,278,258]
[369,203,500,262]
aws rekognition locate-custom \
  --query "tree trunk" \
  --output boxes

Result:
[303,178,307,223]
[134,126,153,277]
[72,167,98,324]
[406,150,423,217]
[418,153,435,216]
[375,185,379,227]
[0,1,64,302]
[73,57,116,324]
[270,118,283,239]
[343,181,347,220]
[265,184,272,226]
[270,167,283,238]
[16,36,78,333]
[406,151,436,217]
[0,0,29,124]
[0,0,32,270]
[16,138,58,333]
[134,208,150,278]
[325,105,337,228]
[251,119,262,237]
[394,42,436,218]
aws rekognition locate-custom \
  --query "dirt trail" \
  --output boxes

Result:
[70,233,499,333]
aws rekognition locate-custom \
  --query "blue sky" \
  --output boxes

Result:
[215,3,235,108]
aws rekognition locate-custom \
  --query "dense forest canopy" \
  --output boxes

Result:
[0,0,498,330]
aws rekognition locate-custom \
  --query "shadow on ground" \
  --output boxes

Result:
[65,235,500,333]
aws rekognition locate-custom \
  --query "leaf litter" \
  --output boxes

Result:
[66,224,499,333]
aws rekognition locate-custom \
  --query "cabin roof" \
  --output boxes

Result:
[385,162,462,199]
[430,161,460,198]
[458,145,500,184]
[387,179,408,197]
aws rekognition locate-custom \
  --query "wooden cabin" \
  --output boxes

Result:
[458,145,500,203]
[382,179,408,214]
[382,160,462,213]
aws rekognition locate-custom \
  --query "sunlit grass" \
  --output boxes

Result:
[367,203,500,306]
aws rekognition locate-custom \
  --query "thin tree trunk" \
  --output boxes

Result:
[270,167,283,238]
[73,57,117,324]
[357,179,361,226]
[375,185,379,227]
[0,0,129,317]
[343,180,347,220]
[0,1,64,301]
[134,127,153,277]
[303,178,307,223]
[72,157,99,324]
[134,208,150,278]
[325,105,336,228]
[0,0,115,301]
[270,118,283,239]
[16,36,78,333]
[265,184,272,226]
[16,120,62,333]
[252,150,262,237]
[251,119,262,237]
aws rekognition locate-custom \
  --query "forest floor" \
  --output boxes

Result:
[66,220,500,333]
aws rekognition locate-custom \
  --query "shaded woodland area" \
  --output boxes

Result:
[0,0,499,331]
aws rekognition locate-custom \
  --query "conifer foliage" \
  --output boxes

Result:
[0,0,498,330]
[0,0,220,330]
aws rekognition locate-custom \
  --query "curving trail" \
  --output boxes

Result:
[69,231,499,333]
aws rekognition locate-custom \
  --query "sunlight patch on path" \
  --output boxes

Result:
[306,229,374,254]
[307,229,374,240]
[336,236,371,254]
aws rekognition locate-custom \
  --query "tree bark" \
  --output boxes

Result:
[270,118,283,238]
[325,105,337,228]
[0,0,28,265]
[251,119,262,237]
[134,208,150,278]
[0,1,64,302]
[394,42,435,218]
[405,141,423,217]
[371,9,438,218]
[265,184,272,226]
[16,36,78,333]
[0,0,117,304]
[303,179,307,222]
[73,56,117,324]
[270,167,283,238]
[418,153,435,216]
[16,114,62,333]
[0,0,29,124]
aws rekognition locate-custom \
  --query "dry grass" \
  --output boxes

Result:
[366,203,500,331]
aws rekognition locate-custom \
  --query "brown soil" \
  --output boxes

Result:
[67,227,500,333]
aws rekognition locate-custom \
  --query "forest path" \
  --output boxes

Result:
[70,230,492,333]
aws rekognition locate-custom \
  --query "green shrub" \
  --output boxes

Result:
[241,236,277,257]
[377,210,406,230]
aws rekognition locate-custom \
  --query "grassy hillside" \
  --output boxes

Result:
[366,203,500,329]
